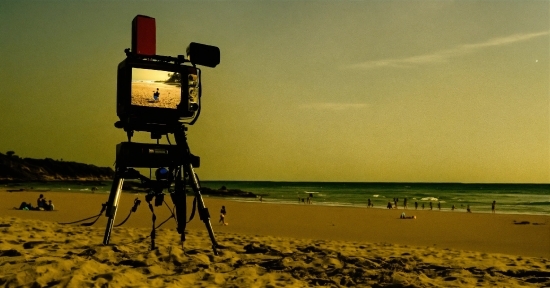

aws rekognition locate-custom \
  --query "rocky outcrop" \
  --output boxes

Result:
[121,182,257,198]
[0,152,114,181]
[200,186,257,198]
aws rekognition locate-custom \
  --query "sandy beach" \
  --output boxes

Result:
[1,190,549,287]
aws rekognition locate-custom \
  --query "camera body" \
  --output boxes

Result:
[116,55,201,126]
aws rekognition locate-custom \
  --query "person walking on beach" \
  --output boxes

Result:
[219,206,227,225]
[415,201,418,210]
[438,201,441,211]
[467,204,472,213]
[403,198,408,209]
[367,199,372,208]
[429,202,433,210]
[491,201,496,214]
[422,203,425,209]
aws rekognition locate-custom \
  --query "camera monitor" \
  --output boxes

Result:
[117,57,200,124]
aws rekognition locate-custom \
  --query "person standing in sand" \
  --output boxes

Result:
[415,201,418,210]
[491,201,496,214]
[403,198,408,209]
[219,206,228,225]
[438,201,441,211]
[429,202,433,210]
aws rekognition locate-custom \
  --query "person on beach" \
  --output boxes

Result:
[394,198,398,209]
[491,201,496,214]
[37,194,47,210]
[467,204,472,213]
[438,202,441,211]
[422,203,425,209]
[367,199,372,208]
[400,212,416,219]
[17,202,33,210]
[429,202,433,210]
[153,88,160,101]
[46,200,54,211]
[452,204,455,211]
[387,202,393,209]
[415,201,418,210]
[403,198,408,209]
[219,206,227,225]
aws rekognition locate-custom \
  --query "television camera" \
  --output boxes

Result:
[102,15,222,254]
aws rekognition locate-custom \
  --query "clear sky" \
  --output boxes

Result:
[1,1,548,183]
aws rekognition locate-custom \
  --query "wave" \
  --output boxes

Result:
[420,197,438,201]
[522,201,550,206]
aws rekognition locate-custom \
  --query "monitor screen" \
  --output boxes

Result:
[131,68,182,109]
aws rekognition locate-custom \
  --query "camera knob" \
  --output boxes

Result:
[189,103,199,112]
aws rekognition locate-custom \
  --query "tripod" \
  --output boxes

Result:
[102,123,220,255]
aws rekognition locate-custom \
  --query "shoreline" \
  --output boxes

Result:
[4,180,548,217]
[5,188,550,217]
[223,197,550,217]
[1,190,549,258]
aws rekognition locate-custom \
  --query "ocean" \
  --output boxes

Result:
[5,181,549,216]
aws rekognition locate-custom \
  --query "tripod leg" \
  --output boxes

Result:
[186,163,219,255]
[103,169,125,245]
[174,125,219,255]
[170,167,187,246]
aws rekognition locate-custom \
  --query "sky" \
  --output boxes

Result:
[0,1,548,183]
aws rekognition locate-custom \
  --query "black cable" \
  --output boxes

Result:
[153,201,176,230]
[114,198,141,227]
[80,216,102,227]
[58,203,107,225]
[187,196,197,223]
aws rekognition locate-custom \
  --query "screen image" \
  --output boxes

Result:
[131,68,182,109]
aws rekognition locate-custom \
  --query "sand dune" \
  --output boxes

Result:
[0,190,549,287]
